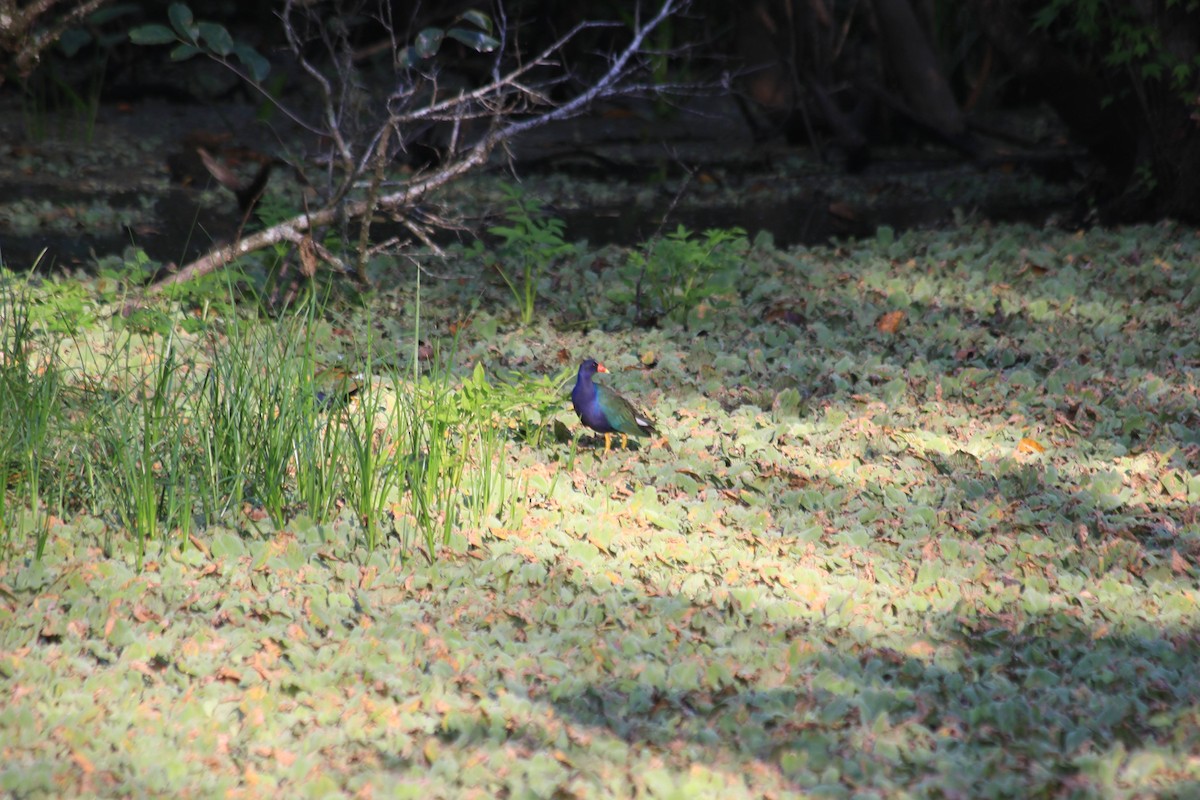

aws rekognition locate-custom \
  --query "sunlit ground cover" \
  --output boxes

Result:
[2,220,1200,798]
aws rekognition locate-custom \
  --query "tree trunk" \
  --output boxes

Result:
[869,0,966,137]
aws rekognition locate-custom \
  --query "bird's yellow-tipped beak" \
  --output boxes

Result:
[596,363,609,373]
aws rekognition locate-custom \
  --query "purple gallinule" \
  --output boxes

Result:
[571,359,656,452]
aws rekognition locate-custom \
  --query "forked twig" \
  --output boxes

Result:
[135,0,686,305]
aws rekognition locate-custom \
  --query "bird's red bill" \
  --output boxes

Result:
[597,363,609,373]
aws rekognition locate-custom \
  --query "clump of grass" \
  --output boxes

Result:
[364,277,526,558]
[339,349,402,552]
[403,352,493,554]
[0,272,63,558]
[0,260,530,566]
[96,330,191,564]
[194,302,330,528]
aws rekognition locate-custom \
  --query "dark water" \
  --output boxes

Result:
[0,168,1074,273]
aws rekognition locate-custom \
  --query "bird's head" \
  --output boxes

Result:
[580,358,609,377]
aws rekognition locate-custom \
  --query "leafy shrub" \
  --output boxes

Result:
[619,225,749,329]
[1032,0,1200,99]
[485,186,577,325]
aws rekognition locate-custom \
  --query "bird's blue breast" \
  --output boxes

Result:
[572,381,616,433]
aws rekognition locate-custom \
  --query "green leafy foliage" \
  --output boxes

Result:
[398,9,499,67]
[0,268,96,335]
[127,24,174,45]
[1032,0,1200,96]
[129,3,270,81]
[455,360,575,449]
[485,185,578,325]
[618,224,749,328]
[58,4,142,55]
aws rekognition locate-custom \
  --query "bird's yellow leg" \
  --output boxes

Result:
[620,433,629,451]
[603,433,612,455]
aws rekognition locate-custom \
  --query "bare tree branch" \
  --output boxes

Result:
[137,0,687,302]
[0,0,110,83]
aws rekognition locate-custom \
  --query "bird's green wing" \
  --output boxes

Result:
[596,385,656,436]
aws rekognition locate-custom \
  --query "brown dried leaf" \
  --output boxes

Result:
[298,235,319,278]
[103,601,120,638]
[215,666,241,683]
[875,310,905,334]
[588,536,612,554]
[72,751,95,774]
